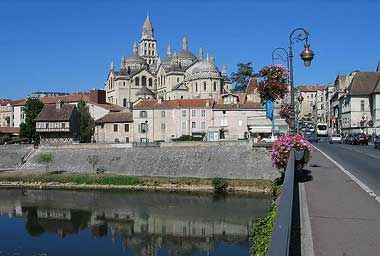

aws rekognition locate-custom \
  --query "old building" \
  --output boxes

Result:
[35,101,80,143]
[95,112,133,143]
[341,72,380,133]
[0,101,13,127]
[105,16,232,107]
[133,99,213,142]
[297,85,326,122]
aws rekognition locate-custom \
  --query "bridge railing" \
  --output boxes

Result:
[267,149,296,256]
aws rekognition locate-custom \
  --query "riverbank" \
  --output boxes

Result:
[0,172,273,193]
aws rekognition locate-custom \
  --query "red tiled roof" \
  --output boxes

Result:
[214,102,263,110]
[0,127,20,134]
[10,99,26,106]
[90,102,125,111]
[41,93,90,104]
[297,85,326,92]
[134,99,214,110]
[95,112,133,124]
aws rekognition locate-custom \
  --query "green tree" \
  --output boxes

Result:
[19,98,44,142]
[231,62,254,92]
[37,152,53,172]
[78,100,95,143]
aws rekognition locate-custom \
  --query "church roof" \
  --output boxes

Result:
[134,99,213,110]
[136,86,155,97]
[143,16,153,31]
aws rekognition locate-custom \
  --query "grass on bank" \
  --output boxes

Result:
[250,178,283,256]
[0,172,272,191]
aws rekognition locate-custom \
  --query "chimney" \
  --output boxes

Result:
[56,99,64,110]
[90,89,106,104]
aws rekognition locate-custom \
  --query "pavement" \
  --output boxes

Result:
[301,141,380,256]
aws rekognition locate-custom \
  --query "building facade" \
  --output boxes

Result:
[105,16,232,108]
[35,101,80,143]
[95,112,133,143]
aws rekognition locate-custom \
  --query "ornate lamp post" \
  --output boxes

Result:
[288,28,315,134]
[272,47,289,70]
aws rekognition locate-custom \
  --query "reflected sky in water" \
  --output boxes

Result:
[0,189,271,256]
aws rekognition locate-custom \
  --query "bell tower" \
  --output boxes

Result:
[139,16,158,66]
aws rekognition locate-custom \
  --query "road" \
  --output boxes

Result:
[314,139,380,195]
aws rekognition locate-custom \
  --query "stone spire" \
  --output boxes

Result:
[182,36,188,51]
[132,42,138,55]
[221,64,227,76]
[198,48,203,61]
[210,55,215,64]
[166,44,171,57]
[110,61,115,71]
[120,56,126,69]
[142,15,154,39]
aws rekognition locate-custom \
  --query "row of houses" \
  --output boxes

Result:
[296,62,380,135]
[1,78,287,144]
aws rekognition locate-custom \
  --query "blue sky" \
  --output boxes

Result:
[0,0,379,99]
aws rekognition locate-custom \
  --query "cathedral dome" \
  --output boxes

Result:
[186,58,221,81]
[124,42,147,70]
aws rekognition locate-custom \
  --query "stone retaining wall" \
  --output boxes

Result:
[21,142,278,180]
[0,145,33,169]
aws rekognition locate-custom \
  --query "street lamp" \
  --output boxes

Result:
[272,47,289,70]
[288,28,315,134]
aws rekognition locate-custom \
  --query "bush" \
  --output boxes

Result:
[250,206,277,256]
[212,177,228,194]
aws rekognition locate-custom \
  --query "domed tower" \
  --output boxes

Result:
[125,42,147,71]
[177,36,197,68]
[139,16,158,66]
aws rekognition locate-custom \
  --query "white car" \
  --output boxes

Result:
[329,134,342,144]
[261,136,278,143]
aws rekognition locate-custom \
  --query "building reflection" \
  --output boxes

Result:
[0,189,270,256]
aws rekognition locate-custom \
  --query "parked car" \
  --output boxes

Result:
[374,136,380,149]
[343,134,354,144]
[329,134,342,144]
[353,133,369,145]
[261,135,278,143]
[304,133,319,143]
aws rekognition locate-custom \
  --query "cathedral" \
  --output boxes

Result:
[104,16,232,108]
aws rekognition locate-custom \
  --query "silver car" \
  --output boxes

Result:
[329,134,342,144]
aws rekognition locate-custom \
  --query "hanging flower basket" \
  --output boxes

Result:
[279,103,291,125]
[258,65,289,102]
[271,134,312,172]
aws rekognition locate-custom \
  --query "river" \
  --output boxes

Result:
[0,189,271,256]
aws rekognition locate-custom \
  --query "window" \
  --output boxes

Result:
[125,137,129,143]
[181,121,186,130]
[201,121,205,129]
[203,82,207,91]
[140,111,147,118]
[182,110,186,117]
[148,78,153,87]
[114,124,118,132]
[140,123,148,133]
[123,98,127,107]
[360,100,365,112]
[311,94,313,98]
[213,82,217,91]
[135,77,140,86]
[161,123,166,130]
[195,82,198,92]
[142,76,147,86]
[101,124,104,129]
[62,123,65,129]
[125,124,129,132]
[191,109,196,117]
[45,123,48,129]
[201,109,206,117]
[177,77,180,82]
[161,110,165,118]
[192,122,196,129]
[180,96,184,99]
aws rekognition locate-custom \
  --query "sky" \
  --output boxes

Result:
[0,0,379,99]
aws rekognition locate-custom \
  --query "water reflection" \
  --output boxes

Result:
[0,189,271,256]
